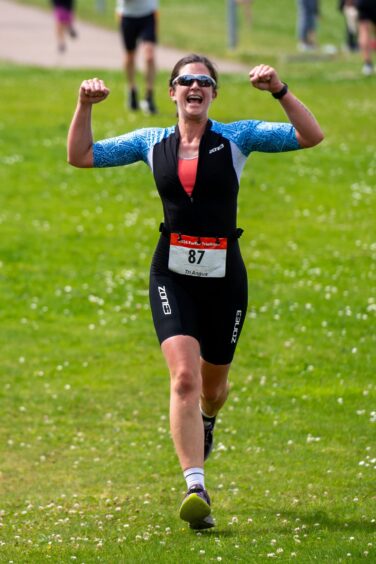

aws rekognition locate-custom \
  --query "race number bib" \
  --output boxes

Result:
[168,233,227,278]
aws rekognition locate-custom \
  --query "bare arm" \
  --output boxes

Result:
[249,64,324,148]
[67,78,110,168]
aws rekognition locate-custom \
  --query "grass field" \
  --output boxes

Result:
[1,2,376,561]
[18,0,346,61]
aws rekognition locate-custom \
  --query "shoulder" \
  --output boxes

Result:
[134,126,175,145]
[210,118,266,149]
[210,119,299,155]
[210,119,263,139]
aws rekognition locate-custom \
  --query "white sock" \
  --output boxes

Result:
[200,405,216,421]
[183,467,205,490]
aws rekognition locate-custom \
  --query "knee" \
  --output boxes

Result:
[143,45,155,64]
[171,367,200,400]
[145,54,155,68]
[126,51,135,64]
[202,381,229,404]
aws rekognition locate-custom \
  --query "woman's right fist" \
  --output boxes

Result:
[79,78,110,104]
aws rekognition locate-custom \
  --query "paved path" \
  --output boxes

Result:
[0,0,247,74]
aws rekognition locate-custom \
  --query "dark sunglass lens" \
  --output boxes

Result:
[178,76,193,86]
[199,78,212,87]
[174,75,215,87]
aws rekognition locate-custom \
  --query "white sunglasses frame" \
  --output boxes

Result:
[171,74,217,88]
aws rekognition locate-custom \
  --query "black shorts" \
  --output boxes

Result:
[356,0,376,23]
[149,235,248,365]
[120,12,157,52]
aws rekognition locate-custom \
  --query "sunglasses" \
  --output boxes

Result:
[172,74,216,88]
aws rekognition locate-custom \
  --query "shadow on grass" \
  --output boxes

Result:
[191,528,236,537]
[262,508,376,534]
[191,508,375,538]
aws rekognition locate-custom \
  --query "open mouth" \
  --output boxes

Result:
[186,94,203,104]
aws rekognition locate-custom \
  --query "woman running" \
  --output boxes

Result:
[67,54,324,530]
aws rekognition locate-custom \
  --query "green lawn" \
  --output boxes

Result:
[0,5,375,561]
[18,0,346,61]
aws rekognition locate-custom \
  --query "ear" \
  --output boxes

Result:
[212,89,218,100]
[169,86,176,102]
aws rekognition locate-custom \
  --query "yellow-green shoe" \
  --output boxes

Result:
[179,484,214,530]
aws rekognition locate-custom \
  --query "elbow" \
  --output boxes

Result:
[67,151,93,168]
[67,156,84,168]
[312,129,325,147]
[67,155,78,167]
[300,129,325,149]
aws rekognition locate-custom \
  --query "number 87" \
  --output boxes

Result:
[188,250,205,264]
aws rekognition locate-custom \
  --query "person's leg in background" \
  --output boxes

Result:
[120,15,140,110]
[358,18,374,74]
[141,40,157,114]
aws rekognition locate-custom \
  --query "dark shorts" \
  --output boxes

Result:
[149,235,248,365]
[52,0,74,8]
[120,12,157,52]
[356,0,376,23]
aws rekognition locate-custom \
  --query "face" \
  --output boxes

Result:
[169,63,217,120]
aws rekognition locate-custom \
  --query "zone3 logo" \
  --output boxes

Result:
[231,310,242,343]
[209,143,224,154]
[158,285,172,315]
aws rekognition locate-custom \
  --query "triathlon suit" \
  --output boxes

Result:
[93,119,301,364]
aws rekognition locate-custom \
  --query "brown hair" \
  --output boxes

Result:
[169,54,218,90]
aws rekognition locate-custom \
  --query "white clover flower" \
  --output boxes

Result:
[306,434,321,443]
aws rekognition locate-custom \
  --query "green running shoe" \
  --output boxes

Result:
[179,484,214,530]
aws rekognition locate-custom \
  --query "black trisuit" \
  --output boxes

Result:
[93,118,300,364]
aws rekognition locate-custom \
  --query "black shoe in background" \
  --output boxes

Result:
[128,88,139,111]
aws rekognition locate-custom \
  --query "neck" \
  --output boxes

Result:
[178,117,208,143]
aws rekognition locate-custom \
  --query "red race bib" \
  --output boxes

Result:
[168,233,227,278]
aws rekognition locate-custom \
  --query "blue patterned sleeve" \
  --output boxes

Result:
[213,120,301,156]
[93,127,161,167]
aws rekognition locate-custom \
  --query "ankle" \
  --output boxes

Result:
[200,405,217,420]
[183,467,205,490]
